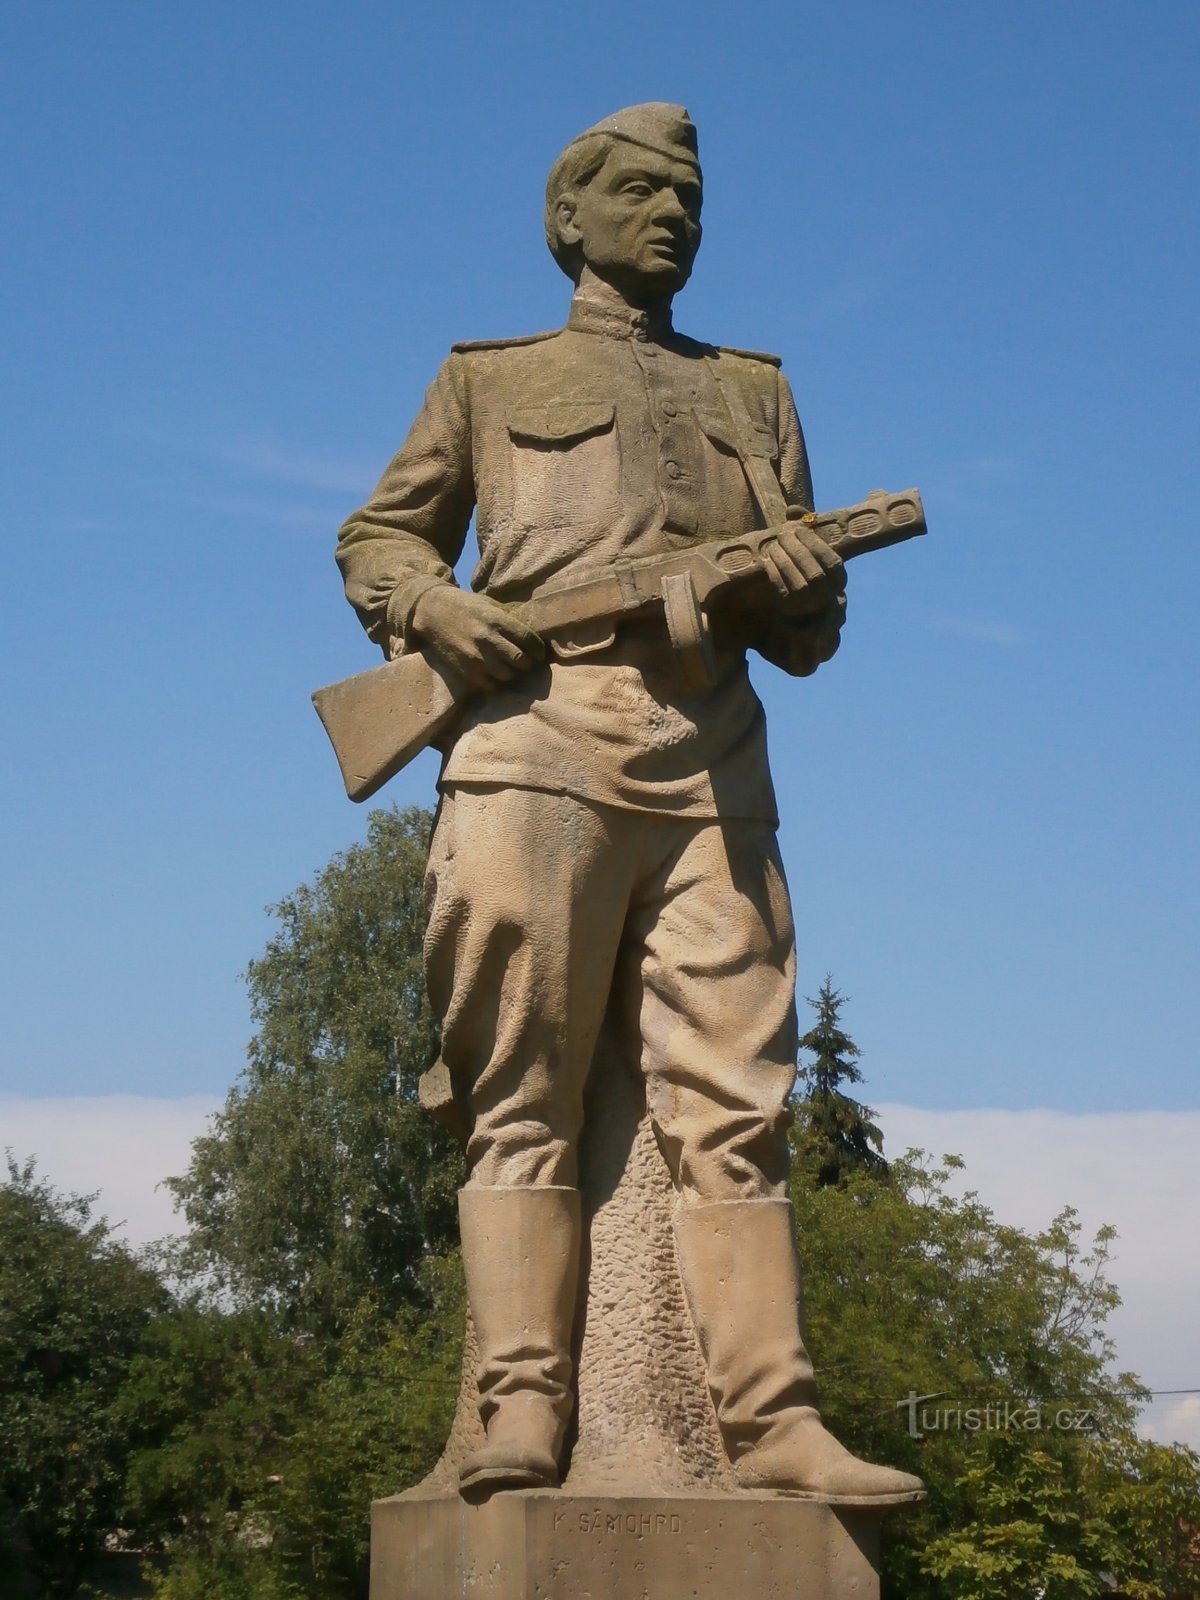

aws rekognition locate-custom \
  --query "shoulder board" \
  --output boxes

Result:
[451,329,560,354]
[716,344,782,368]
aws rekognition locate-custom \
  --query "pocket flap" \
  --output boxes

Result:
[695,409,738,450]
[696,410,777,459]
[508,401,615,445]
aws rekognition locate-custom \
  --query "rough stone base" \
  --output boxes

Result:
[370,1489,882,1600]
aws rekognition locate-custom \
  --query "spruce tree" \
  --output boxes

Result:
[792,977,888,1187]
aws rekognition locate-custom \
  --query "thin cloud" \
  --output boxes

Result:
[212,437,378,497]
[1,1094,221,1244]
[55,515,111,533]
[930,454,1024,520]
[1144,1394,1200,1453]
[179,490,340,530]
[935,454,1021,492]
[926,614,1024,646]
[137,423,378,498]
[793,229,922,332]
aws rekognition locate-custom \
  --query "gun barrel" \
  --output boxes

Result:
[808,488,926,559]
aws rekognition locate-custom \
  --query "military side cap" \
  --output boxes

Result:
[562,103,699,170]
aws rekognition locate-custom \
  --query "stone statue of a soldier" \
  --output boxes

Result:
[335,103,923,1508]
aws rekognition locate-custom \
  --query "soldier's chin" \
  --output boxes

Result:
[632,255,693,298]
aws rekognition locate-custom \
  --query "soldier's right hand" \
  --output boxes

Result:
[409,585,545,692]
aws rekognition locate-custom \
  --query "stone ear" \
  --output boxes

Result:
[555,199,581,246]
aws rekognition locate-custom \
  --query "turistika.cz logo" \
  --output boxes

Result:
[898,1391,1098,1439]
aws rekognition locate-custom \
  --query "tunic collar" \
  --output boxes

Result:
[567,284,675,343]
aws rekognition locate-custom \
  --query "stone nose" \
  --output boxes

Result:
[652,186,688,223]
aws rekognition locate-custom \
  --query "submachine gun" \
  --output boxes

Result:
[313,488,926,802]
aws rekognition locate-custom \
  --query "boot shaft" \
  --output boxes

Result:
[673,1198,819,1449]
[458,1185,581,1414]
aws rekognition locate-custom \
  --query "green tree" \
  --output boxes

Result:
[792,976,888,1186]
[1085,1433,1200,1599]
[920,1442,1115,1599]
[143,807,465,1598]
[257,1260,462,1598]
[118,1269,463,1600]
[786,1146,1200,1599]
[166,806,462,1337]
[117,1303,322,1565]
[0,1157,168,1599]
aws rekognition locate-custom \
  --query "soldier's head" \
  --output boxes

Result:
[544,103,703,303]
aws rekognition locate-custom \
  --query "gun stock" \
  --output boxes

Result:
[313,488,925,802]
[312,653,463,803]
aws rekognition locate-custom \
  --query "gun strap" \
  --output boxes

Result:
[704,354,789,527]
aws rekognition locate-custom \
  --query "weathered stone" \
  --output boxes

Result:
[371,1489,883,1600]
[330,99,927,1597]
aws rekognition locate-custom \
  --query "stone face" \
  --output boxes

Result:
[370,1490,882,1600]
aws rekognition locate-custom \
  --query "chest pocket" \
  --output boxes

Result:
[696,409,778,465]
[690,408,776,532]
[506,401,621,534]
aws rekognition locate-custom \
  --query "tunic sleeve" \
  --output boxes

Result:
[335,354,476,655]
[753,369,846,678]
[775,369,814,514]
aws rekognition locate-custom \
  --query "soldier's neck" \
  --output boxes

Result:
[571,269,675,340]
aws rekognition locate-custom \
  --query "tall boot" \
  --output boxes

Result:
[457,1185,581,1493]
[674,1198,924,1504]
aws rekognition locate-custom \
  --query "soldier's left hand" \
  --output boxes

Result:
[760,524,846,618]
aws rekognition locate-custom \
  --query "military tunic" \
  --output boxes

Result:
[336,287,821,822]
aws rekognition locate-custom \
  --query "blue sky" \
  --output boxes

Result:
[2,1,1198,1115]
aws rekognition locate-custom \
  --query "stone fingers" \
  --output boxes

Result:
[763,527,846,612]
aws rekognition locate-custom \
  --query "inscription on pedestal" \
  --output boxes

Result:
[567,1507,683,1535]
[370,1490,883,1600]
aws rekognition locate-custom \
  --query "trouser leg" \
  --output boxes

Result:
[424,786,634,1491]
[619,818,924,1501]
[626,817,799,1202]
[425,785,634,1187]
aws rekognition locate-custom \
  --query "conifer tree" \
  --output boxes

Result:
[792,977,888,1187]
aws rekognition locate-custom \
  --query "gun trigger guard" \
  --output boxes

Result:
[661,572,719,694]
[551,623,618,659]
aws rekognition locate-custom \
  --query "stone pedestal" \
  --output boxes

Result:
[370,1489,881,1600]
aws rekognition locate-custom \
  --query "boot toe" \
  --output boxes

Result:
[734,1418,925,1504]
[459,1441,560,1492]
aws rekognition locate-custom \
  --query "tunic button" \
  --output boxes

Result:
[665,461,682,479]
[662,402,678,418]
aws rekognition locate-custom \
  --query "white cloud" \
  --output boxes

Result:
[878,1106,1200,1451]
[1,1095,221,1246]
[3,1096,1197,1451]
[1145,1394,1200,1454]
